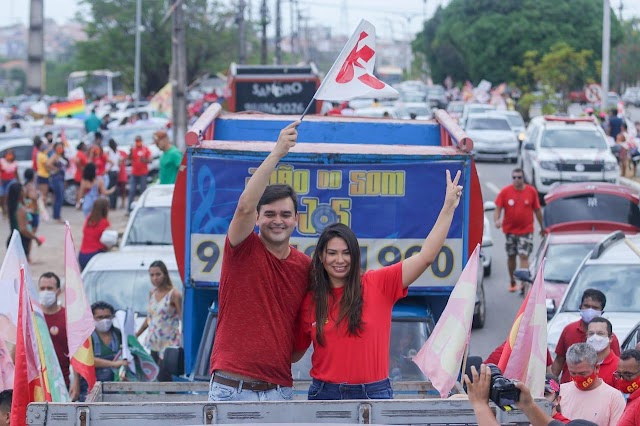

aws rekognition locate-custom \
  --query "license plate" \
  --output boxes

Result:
[570,175,588,181]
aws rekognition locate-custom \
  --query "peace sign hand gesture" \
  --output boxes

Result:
[444,169,463,211]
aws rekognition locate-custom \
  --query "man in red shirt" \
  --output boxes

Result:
[587,317,619,387]
[208,121,311,402]
[617,349,640,426]
[127,135,151,211]
[38,272,78,400]
[552,289,621,384]
[494,168,544,292]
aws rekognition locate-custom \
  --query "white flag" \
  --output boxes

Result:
[314,19,399,101]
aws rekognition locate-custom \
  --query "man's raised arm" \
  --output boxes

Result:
[227,121,300,247]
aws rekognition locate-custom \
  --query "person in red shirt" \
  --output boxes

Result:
[586,317,619,387]
[74,142,88,184]
[485,340,554,368]
[78,198,111,270]
[293,170,463,400]
[616,349,640,426]
[552,289,621,384]
[0,149,19,216]
[127,135,151,211]
[117,149,128,209]
[208,121,311,402]
[493,168,544,292]
[38,272,78,400]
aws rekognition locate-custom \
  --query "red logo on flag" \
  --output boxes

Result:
[335,31,385,90]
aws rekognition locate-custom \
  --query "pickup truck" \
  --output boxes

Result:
[27,105,551,424]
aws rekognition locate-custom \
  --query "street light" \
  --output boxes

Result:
[134,0,142,108]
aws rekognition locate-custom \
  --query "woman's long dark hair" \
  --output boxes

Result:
[311,223,364,346]
[7,182,23,223]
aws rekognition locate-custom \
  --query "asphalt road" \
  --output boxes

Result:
[469,161,544,359]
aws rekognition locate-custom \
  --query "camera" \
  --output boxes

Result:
[487,363,521,411]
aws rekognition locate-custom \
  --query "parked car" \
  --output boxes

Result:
[425,85,448,110]
[622,87,640,107]
[0,135,34,181]
[120,184,174,250]
[519,116,618,199]
[547,231,640,355]
[459,103,496,128]
[516,182,640,316]
[492,110,526,144]
[465,113,519,162]
[622,321,640,351]
[446,101,465,120]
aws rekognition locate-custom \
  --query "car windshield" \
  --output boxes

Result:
[544,243,596,283]
[43,127,84,141]
[544,193,640,229]
[562,264,640,312]
[505,114,525,129]
[125,207,172,245]
[108,126,162,146]
[447,103,464,113]
[83,269,183,316]
[406,106,430,116]
[466,118,511,131]
[540,129,608,149]
[291,321,429,381]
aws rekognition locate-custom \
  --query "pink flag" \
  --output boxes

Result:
[64,223,96,390]
[413,245,480,398]
[313,19,399,101]
[502,259,548,397]
[0,336,15,391]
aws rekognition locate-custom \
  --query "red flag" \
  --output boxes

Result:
[313,19,399,101]
[64,224,96,392]
[11,267,45,426]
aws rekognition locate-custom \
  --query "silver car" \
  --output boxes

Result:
[465,113,519,162]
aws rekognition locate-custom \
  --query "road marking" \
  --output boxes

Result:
[485,181,501,195]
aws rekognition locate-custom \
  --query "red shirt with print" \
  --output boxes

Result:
[294,262,408,384]
[130,145,151,176]
[44,308,70,386]
[495,184,540,234]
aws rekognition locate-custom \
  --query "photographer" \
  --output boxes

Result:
[464,364,597,426]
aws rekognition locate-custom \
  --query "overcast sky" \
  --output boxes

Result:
[2,0,638,41]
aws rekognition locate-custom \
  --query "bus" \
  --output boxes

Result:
[67,70,125,101]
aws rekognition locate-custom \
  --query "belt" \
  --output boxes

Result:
[213,374,278,392]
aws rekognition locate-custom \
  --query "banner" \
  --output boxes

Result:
[188,157,465,287]
[149,83,172,117]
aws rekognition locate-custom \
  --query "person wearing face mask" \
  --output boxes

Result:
[559,343,625,426]
[552,289,621,383]
[545,374,570,423]
[45,142,69,223]
[586,317,619,387]
[38,272,78,399]
[78,302,128,401]
[616,349,640,426]
[127,135,151,212]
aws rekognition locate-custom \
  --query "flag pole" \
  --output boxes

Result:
[299,98,315,121]
[460,342,470,384]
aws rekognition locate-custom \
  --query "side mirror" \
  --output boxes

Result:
[546,298,557,319]
[163,346,184,377]
[524,142,535,150]
[483,201,496,212]
[514,268,533,283]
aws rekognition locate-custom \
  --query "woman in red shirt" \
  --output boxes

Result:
[1,149,20,216]
[78,198,111,270]
[294,170,462,400]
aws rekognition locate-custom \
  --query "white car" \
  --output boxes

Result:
[120,184,174,250]
[81,248,183,345]
[0,135,34,180]
[465,113,519,162]
[105,124,167,182]
[520,116,618,197]
[547,231,640,355]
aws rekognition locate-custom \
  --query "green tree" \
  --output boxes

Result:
[413,0,623,84]
[612,18,640,91]
[74,0,244,96]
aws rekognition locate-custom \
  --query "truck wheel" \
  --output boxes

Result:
[63,181,78,206]
[472,283,486,329]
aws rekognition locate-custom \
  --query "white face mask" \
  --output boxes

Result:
[38,290,57,308]
[587,334,610,353]
[95,318,113,333]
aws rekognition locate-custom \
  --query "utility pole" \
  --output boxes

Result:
[134,0,142,108]
[27,0,44,95]
[601,0,610,112]
[238,0,247,64]
[260,0,269,64]
[289,0,295,64]
[618,1,623,20]
[170,0,187,150]
[275,0,282,64]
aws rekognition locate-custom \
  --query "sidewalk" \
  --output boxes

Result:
[0,204,130,281]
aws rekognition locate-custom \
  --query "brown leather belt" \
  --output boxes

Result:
[213,374,278,392]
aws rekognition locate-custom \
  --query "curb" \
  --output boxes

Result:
[620,177,640,193]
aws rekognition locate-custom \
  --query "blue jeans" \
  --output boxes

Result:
[207,374,294,402]
[307,378,393,400]
[128,175,147,210]
[50,175,64,220]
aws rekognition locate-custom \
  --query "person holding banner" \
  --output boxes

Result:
[293,169,462,400]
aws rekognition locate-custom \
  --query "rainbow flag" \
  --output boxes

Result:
[50,99,86,118]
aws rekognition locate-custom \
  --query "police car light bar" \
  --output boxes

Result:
[543,116,595,123]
